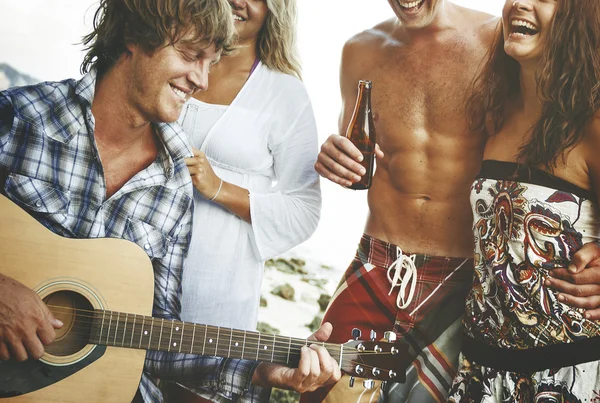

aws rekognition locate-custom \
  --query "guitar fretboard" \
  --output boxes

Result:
[88,310,342,366]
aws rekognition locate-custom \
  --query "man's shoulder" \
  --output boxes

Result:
[457,5,500,40]
[344,18,397,53]
[2,79,79,119]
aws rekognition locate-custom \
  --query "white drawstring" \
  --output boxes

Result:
[387,246,417,309]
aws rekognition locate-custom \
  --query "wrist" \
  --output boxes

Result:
[209,178,223,202]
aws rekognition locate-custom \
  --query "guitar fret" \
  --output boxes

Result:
[271,335,275,362]
[287,336,292,364]
[99,311,106,344]
[158,319,164,350]
[168,320,175,351]
[148,319,154,350]
[190,323,196,354]
[202,325,207,355]
[139,317,145,349]
[215,327,220,355]
[106,311,113,345]
[179,322,185,353]
[113,312,120,345]
[256,333,261,361]
[130,314,136,348]
[121,313,128,346]
[228,328,233,357]
[242,331,246,360]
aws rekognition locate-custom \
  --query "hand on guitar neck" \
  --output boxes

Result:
[0,273,63,361]
[250,322,341,393]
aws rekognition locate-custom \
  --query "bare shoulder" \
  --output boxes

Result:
[340,18,396,79]
[342,17,396,56]
[455,4,501,44]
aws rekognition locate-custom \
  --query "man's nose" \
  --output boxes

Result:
[189,67,209,92]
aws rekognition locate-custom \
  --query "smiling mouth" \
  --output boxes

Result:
[170,85,188,101]
[233,14,245,22]
[399,0,425,14]
[510,19,540,38]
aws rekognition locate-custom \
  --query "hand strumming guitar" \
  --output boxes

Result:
[0,273,63,361]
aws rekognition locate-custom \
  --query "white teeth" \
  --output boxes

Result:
[171,85,186,100]
[233,14,244,21]
[511,19,538,32]
[400,0,423,8]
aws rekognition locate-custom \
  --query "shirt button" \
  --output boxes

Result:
[144,244,151,250]
[35,201,42,207]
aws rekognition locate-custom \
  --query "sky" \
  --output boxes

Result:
[0,0,506,270]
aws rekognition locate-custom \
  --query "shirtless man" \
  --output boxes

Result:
[301,0,600,402]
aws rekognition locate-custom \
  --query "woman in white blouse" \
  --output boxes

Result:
[179,0,321,334]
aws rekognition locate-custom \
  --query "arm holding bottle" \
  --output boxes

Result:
[314,40,383,188]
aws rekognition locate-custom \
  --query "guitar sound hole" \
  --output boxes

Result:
[42,291,94,357]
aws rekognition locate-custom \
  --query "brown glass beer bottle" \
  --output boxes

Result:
[345,80,376,190]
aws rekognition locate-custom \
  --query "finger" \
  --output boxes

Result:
[548,267,600,286]
[314,161,353,188]
[43,303,63,329]
[296,346,311,381]
[310,344,335,380]
[374,143,384,159]
[568,243,600,273]
[584,307,600,321]
[328,135,363,159]
[318,151,363,182]
[304,345,320,389]
[557,294,600,310]
[308,322,333,342]
[23,336,45,360]
[0,342,10,360]
[191,147,202,157]
[545,277,600,297]
[6,337,28,362]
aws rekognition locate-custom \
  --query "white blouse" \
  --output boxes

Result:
[179,62,321,331]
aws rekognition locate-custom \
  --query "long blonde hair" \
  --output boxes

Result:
[258,0,302,79]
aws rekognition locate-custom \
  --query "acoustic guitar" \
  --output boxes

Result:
[0,193,408,402]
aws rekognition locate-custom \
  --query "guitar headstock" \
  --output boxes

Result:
[340,330,409,383]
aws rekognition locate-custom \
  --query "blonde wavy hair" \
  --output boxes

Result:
[81,0,236,77]
[258,0,302,79]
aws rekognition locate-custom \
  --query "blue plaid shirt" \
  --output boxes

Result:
[0,72,265,402]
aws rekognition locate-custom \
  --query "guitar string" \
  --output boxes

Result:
[45,305,403,353]
[45,306,404,372]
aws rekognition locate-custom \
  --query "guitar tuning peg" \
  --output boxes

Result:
[363,379,375,390]
[383,331,397,342]
[349,376,355,387]
[370,329,377,341]
[352,328,362,340]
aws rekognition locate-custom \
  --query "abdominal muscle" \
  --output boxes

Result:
[364,131,483,258]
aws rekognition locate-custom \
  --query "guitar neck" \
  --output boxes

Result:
[88,309,342,367]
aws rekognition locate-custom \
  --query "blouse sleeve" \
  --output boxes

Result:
[248,97,321,261]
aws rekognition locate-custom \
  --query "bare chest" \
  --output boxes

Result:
[369,40,486,148]
[97,145,157,199]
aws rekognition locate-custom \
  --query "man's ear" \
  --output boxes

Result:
[124,42,137,55]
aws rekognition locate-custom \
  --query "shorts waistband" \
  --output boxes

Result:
[357,233,471,269]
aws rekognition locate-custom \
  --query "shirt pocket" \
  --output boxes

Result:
[124,219,168,260]
[4,173,70,216]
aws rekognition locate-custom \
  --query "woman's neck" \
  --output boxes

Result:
[519,63,541,116]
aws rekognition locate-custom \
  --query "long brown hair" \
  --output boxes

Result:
[80,0,236,78]
[467,0,600,170]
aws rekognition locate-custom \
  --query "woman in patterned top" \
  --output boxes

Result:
[448,0,600,401]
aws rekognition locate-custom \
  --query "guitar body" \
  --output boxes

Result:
[0,194,154,402]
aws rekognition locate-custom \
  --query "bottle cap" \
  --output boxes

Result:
[358,80,372,89]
